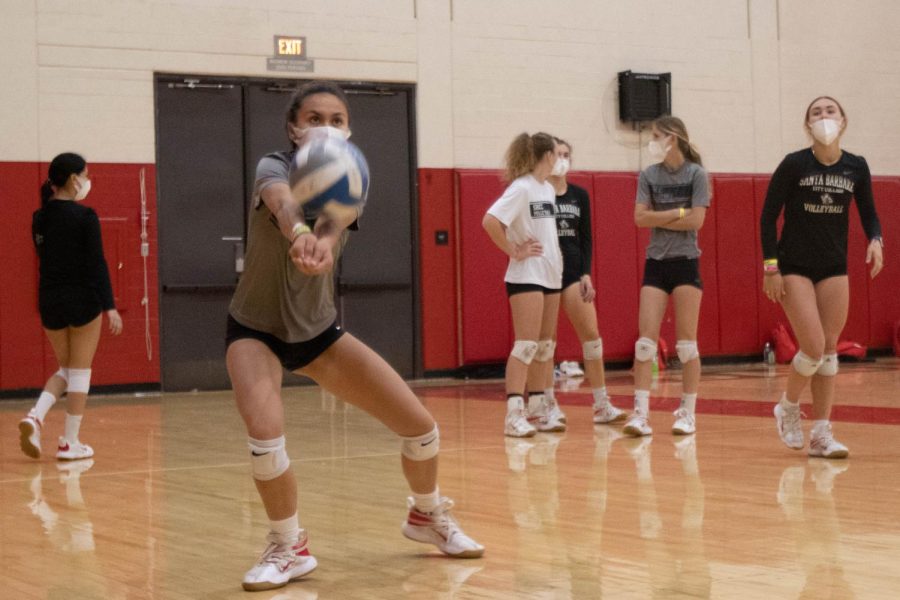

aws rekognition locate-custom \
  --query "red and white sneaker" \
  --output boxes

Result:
[56,437,94,461]
[546,396,567,425]
[19,413,43,459]
[242,531,318,592]
[402,497,485,558]
[808,423,849,459]
[527,396,566,433]
[623,411,653,437]
[593,401,626,424]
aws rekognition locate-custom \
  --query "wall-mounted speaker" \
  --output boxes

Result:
[618,71,671,122]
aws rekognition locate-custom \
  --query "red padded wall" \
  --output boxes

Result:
[457,170,510,363]
[417,168,458,370]
[844,190,872,343]
[696,181,720,355]
[712,176,759,354]
[0,163,45,389]
[592,173,640,360]
[868,179,900,347]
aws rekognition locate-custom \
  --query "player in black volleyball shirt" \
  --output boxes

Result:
[762,96,884,459]
[540,138,624,429]
[19,152,123,462]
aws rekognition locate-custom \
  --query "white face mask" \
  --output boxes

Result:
[74,177,91,201]
[289,124,352,147]
[647,138,671,163]
[809,118,842,145]
[551,157,570,177]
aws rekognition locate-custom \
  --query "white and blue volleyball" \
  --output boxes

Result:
[289,127,370,221]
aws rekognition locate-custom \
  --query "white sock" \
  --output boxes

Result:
[527,393,544,413]
[33,391,57,422]
[270,514,301,543]
[680,393,697,414]
[64,414,83,444]
[634,390,650,414]
[780,392,799,408]
[592,387,610,407]
[544,387,555,403]
[412,488,441,513]
[812,420,830,435]
[507,395,525,413]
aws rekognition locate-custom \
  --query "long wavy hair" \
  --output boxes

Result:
[503,132,556,183]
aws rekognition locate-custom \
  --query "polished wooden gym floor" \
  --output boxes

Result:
[2,359,899,599]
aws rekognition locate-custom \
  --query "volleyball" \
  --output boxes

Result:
[289,128,370,221]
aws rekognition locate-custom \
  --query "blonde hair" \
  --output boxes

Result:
[653,116,702,166]
[503,132,555,183]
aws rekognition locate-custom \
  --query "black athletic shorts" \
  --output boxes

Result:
[641,257,703,294]
[39,287,102,330]
[561,253,585,289]
[779,261,847,284]
[506,282,562,297]
[225,315,345,372]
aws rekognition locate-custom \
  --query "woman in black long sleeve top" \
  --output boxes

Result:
[541,138,624,430]
[761,96,884,459]
[19,152,122,462]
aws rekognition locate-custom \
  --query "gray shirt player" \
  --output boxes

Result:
[229,151,365,343]
[636,161,711,260]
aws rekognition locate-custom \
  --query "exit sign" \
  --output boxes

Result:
[274,36,306,58]
[268,35,314,73]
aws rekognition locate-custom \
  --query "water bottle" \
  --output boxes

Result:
[763,342,775,365]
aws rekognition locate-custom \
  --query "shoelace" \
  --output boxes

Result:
[673,408,694,423]
[811,424,836,447]
[782,405,802,432]
[427,500,464,542]
[259,534,305,568]
[511,409,533,430]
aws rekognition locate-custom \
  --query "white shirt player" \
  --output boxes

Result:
[487,174,563,289]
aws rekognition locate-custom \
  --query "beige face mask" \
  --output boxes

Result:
[647,138,671,162]
[74,177,91,201]
[289,124,352,147]
[809,118,842,145]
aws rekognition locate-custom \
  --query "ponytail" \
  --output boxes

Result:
[503,132,555,183]
[40,180,54,208]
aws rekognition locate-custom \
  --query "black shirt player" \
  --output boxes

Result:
[762,96,883,460]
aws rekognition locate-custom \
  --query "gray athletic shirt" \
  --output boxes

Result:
[229,151,363,343]
[636,161,710,260]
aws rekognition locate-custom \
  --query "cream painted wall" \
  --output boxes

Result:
[1,0,898,174]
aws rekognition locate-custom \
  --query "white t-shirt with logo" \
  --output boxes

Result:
[487,174,563,289]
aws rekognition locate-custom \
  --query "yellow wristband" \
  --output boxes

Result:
[291,222,312,243]
[678,207,685,219]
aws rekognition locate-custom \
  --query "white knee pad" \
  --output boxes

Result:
[676,340,699,364]
[634,337,657,363]
[55,367,69,384]
[535,340,556,362]
[400,424,440,461]
[792,351,823,377]
[511,340,539,365]
[817,353,839,376]
[583,338,603,361]
[248,436,290,481]
[67,368,91,394]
